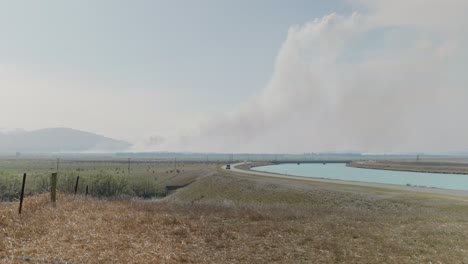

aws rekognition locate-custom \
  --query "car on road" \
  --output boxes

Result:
[226,164,231,169]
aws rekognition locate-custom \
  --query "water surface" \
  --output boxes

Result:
[253,163,468,191]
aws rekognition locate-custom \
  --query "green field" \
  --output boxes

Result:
[0,158,217,201]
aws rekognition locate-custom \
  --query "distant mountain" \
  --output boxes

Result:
[0,128,131,153]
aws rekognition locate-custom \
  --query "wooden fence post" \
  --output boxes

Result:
[51,173,57,205]
[74,176,80,195]
[18,173,26,214]
[85,185,89,198]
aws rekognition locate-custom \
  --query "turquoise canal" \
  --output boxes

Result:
[253,163,468,191]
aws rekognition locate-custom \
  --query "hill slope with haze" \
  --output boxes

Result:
[0,128,131,153]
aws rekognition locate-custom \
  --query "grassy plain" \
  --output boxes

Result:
[1,160,468,263]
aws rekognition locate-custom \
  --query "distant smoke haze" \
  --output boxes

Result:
[2,1,467,154]
[161,0,468,153]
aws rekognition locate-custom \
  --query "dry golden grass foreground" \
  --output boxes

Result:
[2,170,468,263]
[0,193,331,264]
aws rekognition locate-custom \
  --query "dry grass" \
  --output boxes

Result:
[1,170,468,263]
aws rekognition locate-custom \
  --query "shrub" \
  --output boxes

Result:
[88,173,133,197]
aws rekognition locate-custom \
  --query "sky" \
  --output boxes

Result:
[0,0,467,154]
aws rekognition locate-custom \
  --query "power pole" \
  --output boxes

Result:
[56,158,60,172]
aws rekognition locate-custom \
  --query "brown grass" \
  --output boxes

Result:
[1,170,468,263]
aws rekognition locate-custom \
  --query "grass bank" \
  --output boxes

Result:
[348,160,468,175]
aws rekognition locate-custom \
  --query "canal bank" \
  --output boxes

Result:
[226,162,468,198]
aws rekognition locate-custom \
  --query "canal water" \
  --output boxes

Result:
[253,163,468,191]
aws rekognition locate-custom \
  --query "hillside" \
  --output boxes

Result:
[0,127,131,153]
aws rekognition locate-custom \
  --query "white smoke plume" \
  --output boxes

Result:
[169,1,468,153]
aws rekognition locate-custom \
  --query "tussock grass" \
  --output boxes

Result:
[166,171,468,263]
[2,191,468,263]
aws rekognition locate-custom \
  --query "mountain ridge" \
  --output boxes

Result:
[0,127,131,153]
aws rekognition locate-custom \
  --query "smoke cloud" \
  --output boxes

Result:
[170,1,468,153]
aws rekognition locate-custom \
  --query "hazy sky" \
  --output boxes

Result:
[1,1,467,153]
